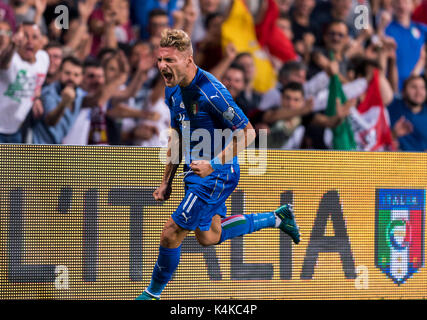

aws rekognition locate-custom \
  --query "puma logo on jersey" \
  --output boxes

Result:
[210,92,220,100]
[182,211,190,222]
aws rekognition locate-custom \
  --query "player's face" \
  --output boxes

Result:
[157,46,191,87]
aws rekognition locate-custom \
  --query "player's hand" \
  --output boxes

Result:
[190,160,214,178]
[153,183,172,201]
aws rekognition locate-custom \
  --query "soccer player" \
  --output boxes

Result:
[136,29,300,300]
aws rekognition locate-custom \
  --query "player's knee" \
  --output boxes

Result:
[160,230,181,248]
[197,238,214,247]
[160,219,188,248]
[195,234,219,247]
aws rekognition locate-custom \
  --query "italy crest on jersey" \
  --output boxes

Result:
[190,102,199,115]
[375,189,425,285]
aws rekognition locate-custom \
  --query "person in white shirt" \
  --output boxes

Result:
[0,21,49,143]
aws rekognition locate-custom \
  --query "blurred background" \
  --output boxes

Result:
[0,0,426,152]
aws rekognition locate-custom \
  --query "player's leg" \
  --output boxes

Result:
[136,218,189,300]
[195,204,300,246]
[194,167,300,246]
[194,214,222,246]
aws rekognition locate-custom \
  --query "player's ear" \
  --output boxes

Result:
[187,55,194,66]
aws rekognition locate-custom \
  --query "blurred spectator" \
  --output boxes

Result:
[290,0,315,41]
[311,0,357,42]
[130,0,181,40]
[412,0,427,25]
[255,0,298,66]
[310,20,352,81]
[31,56,85,144]
[89,0,135,57]
[62,58,104,145]
[289,0,316,63]
[128,41,157,79]
[233,52,262,119]
[10,0,48,35]
[192,0,222,44]
[0,1,17,31]
[262,81,313,148]
[388,75,427,151]
[194,12,224,72]
[276,13,293,41]
[222,63,246,102]
[275,0,294,15]
[122,74,170,147]
[76,48,153,145]
[364,31,399,93]
[59,0,95,61]
[0,22,49,143]
[44,41,63,86]
[385,0,427,91]
[120,41,160,145]
[0,20,13,52]
[147,8,172,40]
[0,0,423,151]
[97,50,147,144]
[372,0,394,31]
[259,60,329,113]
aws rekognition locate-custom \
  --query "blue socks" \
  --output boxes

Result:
[145,245,181,298]
[218,211,276,244]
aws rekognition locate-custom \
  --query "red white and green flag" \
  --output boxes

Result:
[349,69,395,151]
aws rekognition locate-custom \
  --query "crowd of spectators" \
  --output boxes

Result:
[0,0,426,151]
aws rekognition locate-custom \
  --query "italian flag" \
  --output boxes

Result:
[350,69,395,151]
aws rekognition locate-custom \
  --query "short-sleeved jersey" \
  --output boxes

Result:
[165,68,248,183]
[165,67,249,185]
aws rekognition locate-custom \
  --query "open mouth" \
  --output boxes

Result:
[162,71,173,82]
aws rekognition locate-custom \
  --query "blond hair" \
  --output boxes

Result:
[160,28,193,55]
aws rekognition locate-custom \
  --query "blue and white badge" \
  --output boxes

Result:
[223,107,235,121]
[411,26,421,39]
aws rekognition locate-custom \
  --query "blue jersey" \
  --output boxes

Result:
[167,68,248,228]
[166,67,248,184]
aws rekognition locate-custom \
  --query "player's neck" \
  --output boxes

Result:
[179,64,198,88]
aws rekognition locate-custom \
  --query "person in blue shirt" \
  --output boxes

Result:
[130,0,179,40]
[388,75,427,151]
[32,56,86,144]
[385,0,427,90]
[136,29,301,300]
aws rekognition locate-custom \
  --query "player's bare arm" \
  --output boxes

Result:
[153,128,182,201]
